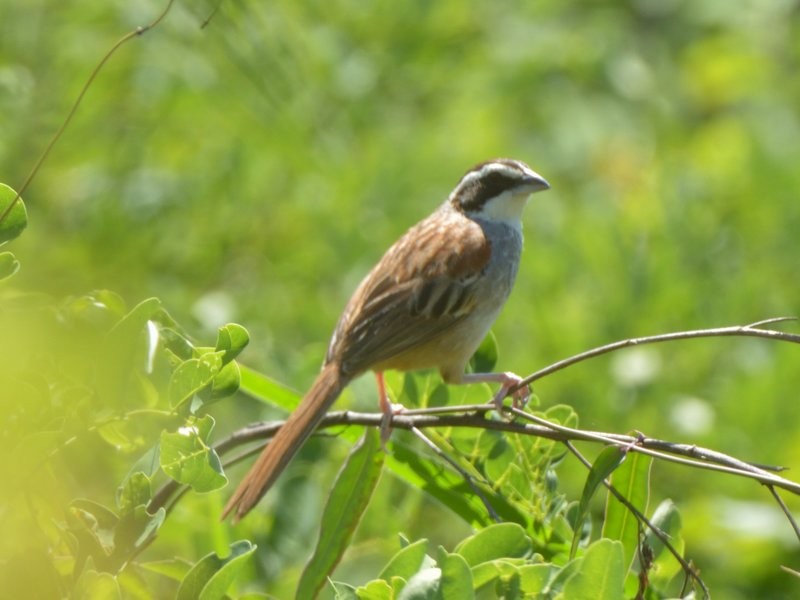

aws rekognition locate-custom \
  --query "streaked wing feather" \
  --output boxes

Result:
[340,278,476,371]
[329,210,490,375]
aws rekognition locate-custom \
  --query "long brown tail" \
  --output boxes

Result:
[222,362,348,522]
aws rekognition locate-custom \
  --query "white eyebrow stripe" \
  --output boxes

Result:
[458,162,527,187]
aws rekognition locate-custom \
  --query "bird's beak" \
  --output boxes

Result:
[524,171,550,192]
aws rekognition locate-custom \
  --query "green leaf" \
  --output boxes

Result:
[482,433,518,486]
[159,415,227,492]
[73,568,121,600]
[61,290,127,329]
[497,574,523,599]
[116,472,151,514]
[68,499,120,556]
[469,330,498,374]
[558,539,625,600]
[96,296,162,408]
[114,506,165,555]
[116,568,152,599]
[470,561,502,591]
[379,538,430,580]
[238,364,301,411]
[571,446,626,558]
[96,420,139,452]
[108,296,161,338]
[297,428,385,600]
[518,563,558,594]
[645,499,684,586]
[544,404,579,429]
[0,251,20,280]
[602,451,652,571]
[208,360,241,400]
[329,580,359,599]
[176,540,256,600]
[355,579,393,600]
[0,184,27,244]
[160,326,196,361]
[438,548,474,600]
[168,351,224,409]
[455,523,532,567]
[215,322,250,363]
[137,558,193,581]
[124,444,161,481]
[386,443,527,529]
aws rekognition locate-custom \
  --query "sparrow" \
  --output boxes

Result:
[223,158,550,521]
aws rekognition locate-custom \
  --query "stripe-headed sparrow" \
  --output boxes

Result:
[223,158,550,521]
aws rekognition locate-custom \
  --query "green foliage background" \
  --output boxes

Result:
[2,0,800,597]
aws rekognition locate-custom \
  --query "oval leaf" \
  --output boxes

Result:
[455,522,532,566]
[116,472,152,515]
[645,499,685,585]
[379,538,430,581]
[571,446,626,558]
[0,184,27,244]
[560,539,625,599]
[176,540,256,600]
[168,352,223,409]
[296,427,385,600]
[603,451,652,571]
[438,548,474,600]
[208,361,241,401]
[215,323,250,363]
[159,415,227,492]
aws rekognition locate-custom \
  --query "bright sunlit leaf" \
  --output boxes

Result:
[159,415,227,492]
[215,322,250,363]
[0,184,26,245]
[167,352,223,409]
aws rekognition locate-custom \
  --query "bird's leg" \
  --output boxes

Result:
[460,371,532,410]
[375,371,404,448]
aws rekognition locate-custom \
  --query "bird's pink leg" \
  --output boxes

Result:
[375,371,404,447]
[460,371,531,410]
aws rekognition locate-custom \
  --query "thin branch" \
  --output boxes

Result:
[766,485,800,543]
[150,401,800,513]
[747,316,798,328]
[506,406,800,493]
[512,321,800,392]
[201,0,225,29]
[0,0,177,225]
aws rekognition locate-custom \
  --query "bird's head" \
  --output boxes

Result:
[450,158,550,226]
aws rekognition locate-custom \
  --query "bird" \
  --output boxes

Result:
[222,158,550,521]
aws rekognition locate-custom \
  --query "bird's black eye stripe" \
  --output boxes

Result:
[456,170,522,212]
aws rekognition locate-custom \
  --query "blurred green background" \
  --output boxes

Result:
[2,0,800,597]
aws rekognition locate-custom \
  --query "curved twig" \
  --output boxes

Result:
[0,0,177,225]
[511,320,800,392]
